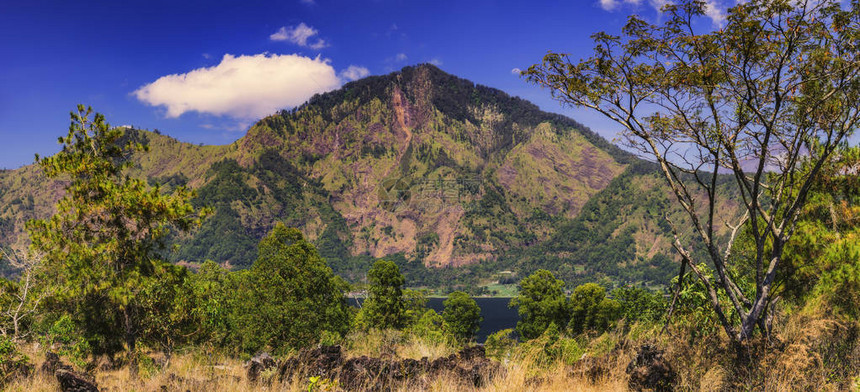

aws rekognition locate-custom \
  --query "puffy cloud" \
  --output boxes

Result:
[703,0,727,26]
[395,53,408,62]
[511,68,522,75]
[340,65,370,81]
[270,23,328,49]
[428,58,442,66]
[133,53,343,119]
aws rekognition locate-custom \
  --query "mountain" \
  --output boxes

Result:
[0,64,734,290]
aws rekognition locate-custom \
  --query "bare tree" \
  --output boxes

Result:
[1,233,49,341]
[525,0,860,343]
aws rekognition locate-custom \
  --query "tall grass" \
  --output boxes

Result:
[5,304,859,391]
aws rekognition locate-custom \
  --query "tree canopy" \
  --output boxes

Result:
[526,0,860,342]
[510,269,570,339]
[357,260,408,330]
[237,223,351,354]
[26,105,209,368]
[442,291,482,342]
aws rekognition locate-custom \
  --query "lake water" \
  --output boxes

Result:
[351,297,519,343]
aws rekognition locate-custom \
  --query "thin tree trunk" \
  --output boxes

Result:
[124,307,138,377]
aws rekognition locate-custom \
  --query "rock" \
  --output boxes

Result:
[246,352,276,384]
[300,345,344,378]
[277,345,343,382]
[626,345,677,392]
[278,344,501,391]
[41,351,72,376]
[428,346,500,387]
[338,355,391,391]
[55,368,99,392]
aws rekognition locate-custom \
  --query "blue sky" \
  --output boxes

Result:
[0,0,732,169]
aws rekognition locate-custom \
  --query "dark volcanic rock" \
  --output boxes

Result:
[55,368,99,392]
[428,345,501,388]
[626,344,677,392]
[41,351,72,376]
[277,345,344,382]
[246,352,276,383]
[275,345,500,391]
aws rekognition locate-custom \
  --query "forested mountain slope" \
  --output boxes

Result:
[0,64,736,289]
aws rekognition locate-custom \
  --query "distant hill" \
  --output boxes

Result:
[0,64,738,290]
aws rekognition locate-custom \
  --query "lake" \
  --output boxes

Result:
[351,297,519,343]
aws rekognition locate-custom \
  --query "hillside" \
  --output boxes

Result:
[0,64,721,289]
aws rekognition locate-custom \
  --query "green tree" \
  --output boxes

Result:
[510,269,570,340]
[237,223,351,354]
[442,291,482,343]
[526,0,860,342]
[26,106,209,371]
[188,260,239,348]
[568,283,620,335]
[611,285,666,325]
[774,146,860,316]
[409,309,449,345]
[357,260,407,330]
[137,263,200,364]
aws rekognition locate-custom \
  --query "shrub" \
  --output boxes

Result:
[442,291,482,343]
[0,336,31,386]
[485,328,517,361]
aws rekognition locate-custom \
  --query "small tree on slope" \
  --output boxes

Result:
[27,105,209,373]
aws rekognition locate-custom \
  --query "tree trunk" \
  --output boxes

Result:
[123,307,138,377]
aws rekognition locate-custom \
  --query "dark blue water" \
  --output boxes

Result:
[351,297,519,343]
[428,297,518,342]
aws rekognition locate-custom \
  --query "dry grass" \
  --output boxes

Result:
[5,306,859,392]
[5,337,627,392]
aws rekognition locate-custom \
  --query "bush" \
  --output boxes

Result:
[410,309,451,345]
[236,223,352,354]
[484,328,517,361]
[40,315,90,368]
[0,336,31,386]
[568,283,620,335]
[356,260,407,330]
[516,323,584,367]
[510,270,570,340]
[442,291,482,343]
[611,285,666,325]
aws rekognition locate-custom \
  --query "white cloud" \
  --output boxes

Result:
[599,0,641,11]
[395,53,408,62]
[428,58,442,66]
[649,0,670,10]
[340,65,370,81]
[703,0,727,26]
[599,0,726,26]
[270,23,328,49]
[511,68,522,75]
[133,53,343,119]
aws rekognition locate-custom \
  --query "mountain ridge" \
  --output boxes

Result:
[0,64,691,290]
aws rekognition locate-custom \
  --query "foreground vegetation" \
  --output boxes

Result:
[3,295,858,391]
